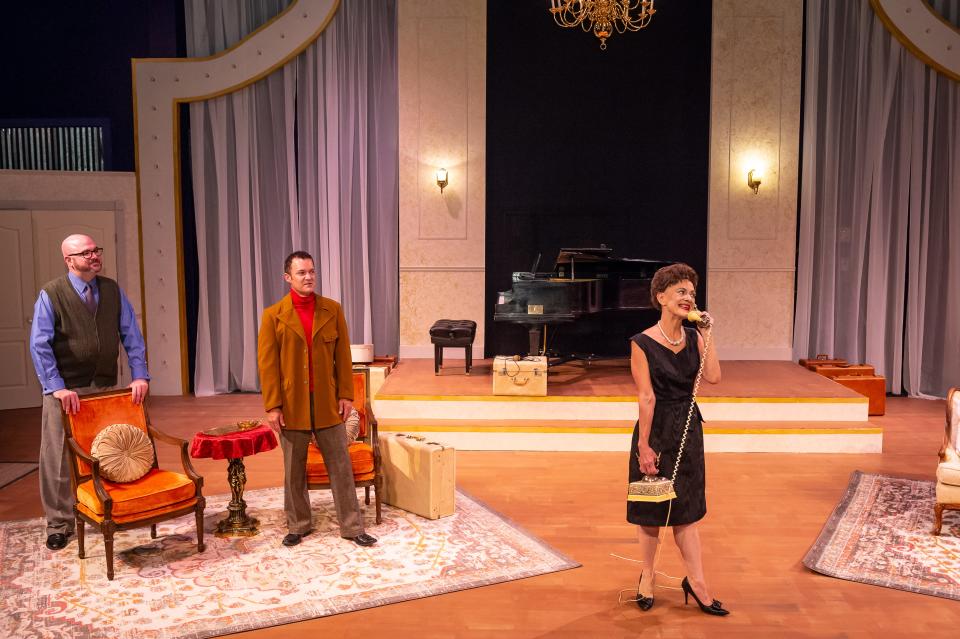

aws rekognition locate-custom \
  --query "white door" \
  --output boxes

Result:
[0,211,42,408]
[31,210,118,285]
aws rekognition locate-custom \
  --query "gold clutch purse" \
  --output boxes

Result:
[627,475,677,503]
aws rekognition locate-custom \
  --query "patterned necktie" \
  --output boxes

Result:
[82,284,97,315]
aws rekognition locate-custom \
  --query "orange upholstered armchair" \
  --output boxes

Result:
[62,389,205,579]
[935,387,960,535]
[307,369,382,523]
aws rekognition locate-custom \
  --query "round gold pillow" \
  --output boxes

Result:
[90,423,155,483]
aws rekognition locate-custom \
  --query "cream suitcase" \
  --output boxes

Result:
[379,433,455,519]
[493,355,547,396]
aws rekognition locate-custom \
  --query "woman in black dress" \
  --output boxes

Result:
[628,263,727,615]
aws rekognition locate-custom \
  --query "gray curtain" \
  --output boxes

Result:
[294,0,399,354]
[794,0,960,398]
[186,0,399,395]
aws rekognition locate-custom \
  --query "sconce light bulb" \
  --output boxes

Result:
[747,168,762,195]
[436,168,449,194]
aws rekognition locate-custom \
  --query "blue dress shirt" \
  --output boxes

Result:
[29,272,150,394]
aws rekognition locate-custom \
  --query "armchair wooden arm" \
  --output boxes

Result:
[148,425,204,485]
[66,437,112,508]
[367,398,381,471]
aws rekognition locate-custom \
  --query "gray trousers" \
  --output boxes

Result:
[39,383,104,536]
[278,423,364,537]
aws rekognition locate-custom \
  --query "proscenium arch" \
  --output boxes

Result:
[870,0,960,82]
[133,0,341,394]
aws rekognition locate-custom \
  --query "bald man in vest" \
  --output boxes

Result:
[29,234,150,551]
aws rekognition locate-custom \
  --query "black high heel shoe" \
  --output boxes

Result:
[681,577,729,616]
[635,573,654,611]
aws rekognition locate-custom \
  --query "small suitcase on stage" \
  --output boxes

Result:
[799,356,848,370]
[814,364,876,379]
[800,357,847,371]
[493,355,548,396]
[379,433,455,519]
[833,375,886,415]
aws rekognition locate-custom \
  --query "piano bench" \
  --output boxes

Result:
[429,319,478,375]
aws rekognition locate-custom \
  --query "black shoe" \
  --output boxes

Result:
[349,532,377,547]
[681,577,729,616]
[282,532,305,547]
[635,571,654,610]
[45,533,70,551]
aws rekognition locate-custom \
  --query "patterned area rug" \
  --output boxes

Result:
[803,470,960,600]
[0,462,38,489]
[0,488,577,638]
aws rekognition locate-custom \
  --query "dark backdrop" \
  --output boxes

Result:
[485,1,712,357]
[0,1,183,171]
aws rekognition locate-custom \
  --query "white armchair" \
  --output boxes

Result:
[934,387,960,535]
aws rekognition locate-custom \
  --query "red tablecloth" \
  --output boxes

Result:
[190,424,278,460]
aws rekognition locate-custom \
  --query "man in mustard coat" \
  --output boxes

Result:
[257,251,377,547]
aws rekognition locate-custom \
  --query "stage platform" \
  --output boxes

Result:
[372,359,880,453]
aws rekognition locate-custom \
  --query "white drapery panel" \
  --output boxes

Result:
[186,0,398,396]
[794,0,960,398]
[295,0,399,353]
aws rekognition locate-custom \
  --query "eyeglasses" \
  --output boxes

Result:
[67,247,104,259]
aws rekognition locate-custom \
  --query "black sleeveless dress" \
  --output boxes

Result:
[627,327,706,527]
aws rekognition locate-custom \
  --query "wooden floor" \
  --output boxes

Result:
[380,358,862,399]
[1,395,958,637]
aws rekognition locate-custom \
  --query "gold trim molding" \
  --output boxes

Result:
[870,0,960,82]
[132,0,340,395]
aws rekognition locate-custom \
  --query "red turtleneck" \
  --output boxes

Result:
[291,290,315,390]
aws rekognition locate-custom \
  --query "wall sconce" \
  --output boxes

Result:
[747,169,762,195]
[436,168,448,194]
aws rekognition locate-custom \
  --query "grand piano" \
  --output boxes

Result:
[493,247,672,357]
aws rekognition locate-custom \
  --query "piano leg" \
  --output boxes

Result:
[528,326,542,357]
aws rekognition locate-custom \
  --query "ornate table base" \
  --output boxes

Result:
[214,457,260,537]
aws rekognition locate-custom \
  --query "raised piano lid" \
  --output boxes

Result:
[554,247,671,267]
[554,247,613,265]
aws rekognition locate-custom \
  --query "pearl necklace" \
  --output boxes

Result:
[657,321,684,346]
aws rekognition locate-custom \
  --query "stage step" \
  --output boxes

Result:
[373,394,869,423]
[371,360,876,452]
[375,419,882,453]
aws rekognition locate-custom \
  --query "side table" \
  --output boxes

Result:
[190,423,278,537]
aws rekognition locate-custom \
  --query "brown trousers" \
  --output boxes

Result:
[278,423,364,537]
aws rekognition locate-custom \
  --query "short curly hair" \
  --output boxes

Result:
[650,263,699,310]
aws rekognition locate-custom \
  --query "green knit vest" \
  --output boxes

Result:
[43,275,121,389]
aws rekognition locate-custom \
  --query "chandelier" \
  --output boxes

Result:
[549,0,657,50]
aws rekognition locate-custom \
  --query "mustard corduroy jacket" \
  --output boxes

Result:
[257,293,354,430]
